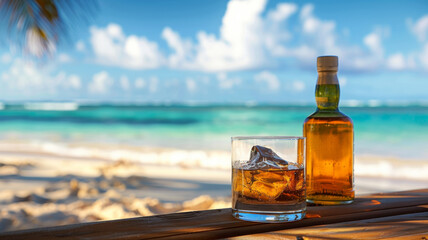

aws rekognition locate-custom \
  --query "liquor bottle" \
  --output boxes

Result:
[303,56,354,205]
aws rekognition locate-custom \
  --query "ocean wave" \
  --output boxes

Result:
[355,156,428,180]
[0,115,199,125]
[0,141,231,170]
[24,102,79,111]
[341,100,428,108]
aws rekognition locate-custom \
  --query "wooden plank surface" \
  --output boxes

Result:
[230,208,428,240]
[1,189,428,240]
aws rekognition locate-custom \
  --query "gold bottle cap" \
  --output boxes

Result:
[317,56,338,72]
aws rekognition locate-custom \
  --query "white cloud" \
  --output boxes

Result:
[67,75,81,89]
[162,27,194,69]
[192,0,266,71]
[405,15,428,70]
[0,59,80,95]
[364,32,383,56]
[286,45,318,66]
[386,53,407,70]
[89,71,113,94]
[300,4,336,51]
[340,29,386,72]
[271,4,338,65]
[135,78,146,89]
[409,15,428,42]
[76,40,86,52]
[90,23,164,69]
[273,4,387,72]
[160,0,297,72]
[385,52,418,71]
[343,29,386,71]
[84,1,426,74]
[292,81,305,92]
[264,3,298,56]
[2,59,46,90]
[186,78,197,92]
[107,24,123,39]
[1,53,12,64]
[166,2,401,73]
[270,3,339,64]
[267,3,297,22]
[217,73,241,89]
[58,53,72,63]
[120,75,130,90]
[254,71,280,91]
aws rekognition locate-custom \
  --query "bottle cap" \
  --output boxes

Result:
[317,56,338,72]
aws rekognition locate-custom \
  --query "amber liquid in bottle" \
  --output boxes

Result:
[303,56,354,205]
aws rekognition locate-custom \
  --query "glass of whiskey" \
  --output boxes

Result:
[231,136,306,223]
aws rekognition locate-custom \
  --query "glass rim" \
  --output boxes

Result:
[231,136,305,141]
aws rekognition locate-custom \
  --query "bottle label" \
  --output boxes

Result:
[315,97,329,104]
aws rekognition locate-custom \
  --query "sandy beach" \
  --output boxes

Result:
[1,140,427,232]
[0,146,232,232]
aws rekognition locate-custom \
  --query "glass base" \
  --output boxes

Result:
[232,209,306,223]
[307,199,353,205]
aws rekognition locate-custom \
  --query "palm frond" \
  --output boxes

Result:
[0,0,97,58]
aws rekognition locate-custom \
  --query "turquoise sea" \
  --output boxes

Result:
[0,103,427,160]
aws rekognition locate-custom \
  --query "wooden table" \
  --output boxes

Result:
[1,189,428,239]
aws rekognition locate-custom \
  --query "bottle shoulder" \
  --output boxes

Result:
[304,109,353,125]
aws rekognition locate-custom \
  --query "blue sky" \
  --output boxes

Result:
[0,0,427,104]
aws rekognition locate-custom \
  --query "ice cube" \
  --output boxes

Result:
[246,180,287,201]
[283,168,305,192]
[286,161,301,170]
[248,145,289,169]
[253,170,284,182]
[250,170,289,200]
[294,168,305,191]
[233,169,253,194]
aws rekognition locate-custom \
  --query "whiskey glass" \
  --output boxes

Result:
[231,136,306,223]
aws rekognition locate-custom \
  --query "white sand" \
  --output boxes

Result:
[0,152,231,232]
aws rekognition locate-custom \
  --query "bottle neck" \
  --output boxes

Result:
[315,71,340,111]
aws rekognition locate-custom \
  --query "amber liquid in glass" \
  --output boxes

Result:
[304,67,354,205]
[232,167,306,212]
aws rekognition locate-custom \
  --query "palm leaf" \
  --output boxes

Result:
[0,0,97,58]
